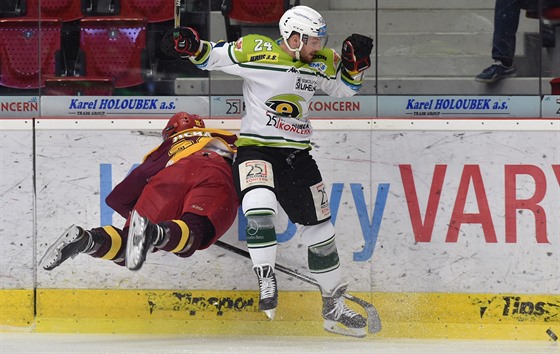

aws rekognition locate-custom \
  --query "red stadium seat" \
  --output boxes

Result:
[551,77,560,94]
[0,18,62,89]
[543,7,560,20]
[221,0,299,42]
[78,17,147,88]
[25,0,84,22]
[44,77,114,95]
[525,5,560,48]
[120,0,173,23]
[527,6,560,21]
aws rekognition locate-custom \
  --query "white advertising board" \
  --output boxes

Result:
[40,96,210,118]
[2,95,559,120]
[1,94,558,295]
[0,131,35,288]
[209,95,374,130]
[210,95,376,118]
[30,129,559,295]
[378,96,542,117]
[542,95,560,117]
[0,96,39,118]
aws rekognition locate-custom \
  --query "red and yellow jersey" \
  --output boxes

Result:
[106,127,237,219]
[165,127,237,166]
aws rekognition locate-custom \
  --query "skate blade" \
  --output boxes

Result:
[125,210,147,270]
[40,225,81,270]
[264,308,276,320]
[323,320,367,338]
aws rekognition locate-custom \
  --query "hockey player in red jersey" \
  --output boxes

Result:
[40,112,239,271]
[161,5,374,338]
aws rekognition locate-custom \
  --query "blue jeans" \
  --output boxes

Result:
[491,0,526,67]
[491,0,560,66]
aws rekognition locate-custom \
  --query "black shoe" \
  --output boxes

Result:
[475,61,517,83]
[40,225,91,270]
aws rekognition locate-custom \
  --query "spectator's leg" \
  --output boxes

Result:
[542,22,556,48]
[492,0,523,67]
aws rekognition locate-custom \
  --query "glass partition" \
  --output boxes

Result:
[375,0,556,96]
[0,1,558,101]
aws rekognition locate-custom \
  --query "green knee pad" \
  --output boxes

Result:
[246,214,277,248]
[308,236,340,273]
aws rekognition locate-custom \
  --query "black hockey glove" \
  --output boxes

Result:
[160,26,201,59]
[341,33,373,73]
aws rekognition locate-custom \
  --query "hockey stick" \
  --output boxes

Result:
[174,0,181,28]
[214,240,382,334]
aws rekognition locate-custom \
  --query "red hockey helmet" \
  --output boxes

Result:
[162,112,205,139]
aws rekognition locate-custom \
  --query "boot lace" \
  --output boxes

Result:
[256,266,276,299]
[327,296,360,320]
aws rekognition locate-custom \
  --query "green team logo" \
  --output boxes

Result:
[265,94,305,118]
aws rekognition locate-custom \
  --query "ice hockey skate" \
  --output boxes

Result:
[322,283,367,338]
[40,225,91,270]
[126,210,162,270]
[253,264,278,320]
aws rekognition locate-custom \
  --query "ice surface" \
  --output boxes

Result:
[0,333,558,354]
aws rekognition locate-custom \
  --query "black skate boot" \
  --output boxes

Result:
[253,264,278,320]
[322,283,367,338]
[126,210,165,270]
[40,225,92,270]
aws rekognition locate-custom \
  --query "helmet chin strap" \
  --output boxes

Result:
[283,36,304,61]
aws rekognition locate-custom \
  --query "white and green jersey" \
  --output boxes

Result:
[191,34,364,149]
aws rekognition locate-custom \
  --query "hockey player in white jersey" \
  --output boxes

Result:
[162,5,374,338]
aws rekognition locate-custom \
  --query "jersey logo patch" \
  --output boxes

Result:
[265,94,304,118]
[234,38,243,51]
[310,181,331,221]
[295,77,316,92]
[309,61,327,73]
[312,53,327,61]
[247,53,278,62]
[239,160,274,190]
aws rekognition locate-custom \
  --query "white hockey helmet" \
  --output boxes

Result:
[279,5,328,54]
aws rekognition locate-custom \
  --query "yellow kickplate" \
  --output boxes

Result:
[0,289,34,328]
[2,289,558,341]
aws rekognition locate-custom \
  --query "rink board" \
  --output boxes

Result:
[1,97,559,342]
[0,289,549,341]
[0,290,34,328]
